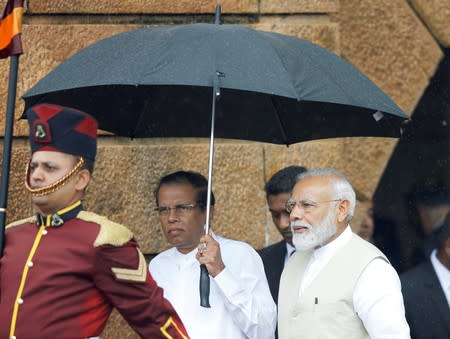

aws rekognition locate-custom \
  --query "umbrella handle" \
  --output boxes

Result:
[199,264,211,308]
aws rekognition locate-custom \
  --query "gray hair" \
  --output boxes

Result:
[296,168,356,224]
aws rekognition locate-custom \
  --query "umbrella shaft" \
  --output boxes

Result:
[205,76,220,235]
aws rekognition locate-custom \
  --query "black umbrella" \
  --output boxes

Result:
[22,23,409,142]
[22,11,409,307]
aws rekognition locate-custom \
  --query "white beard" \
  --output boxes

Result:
[292,208,337,251]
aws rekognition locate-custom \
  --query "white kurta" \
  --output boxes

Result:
[149,233,277,339]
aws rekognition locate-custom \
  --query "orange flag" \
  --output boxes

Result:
[0,0,24,58]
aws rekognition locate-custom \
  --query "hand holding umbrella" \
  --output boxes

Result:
[197,234,225,307]
[196,235,225,277]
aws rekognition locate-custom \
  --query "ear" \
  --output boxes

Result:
[444,238,450,251]
[336,199,350,223]
[75,169,91,191]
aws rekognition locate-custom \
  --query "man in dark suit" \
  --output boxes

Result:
[411,185,450,266]
[401,211,450,339]
[258,166,307,305]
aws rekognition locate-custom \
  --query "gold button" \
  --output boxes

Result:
[17,298,23,304]
[42,229,48,235]
[27,261,33,268]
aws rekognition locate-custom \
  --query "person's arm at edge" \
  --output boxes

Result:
[354,258,411,339]
[93,240,190,339]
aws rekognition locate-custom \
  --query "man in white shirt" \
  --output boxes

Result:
[401,211,450,339]
[278,168,410,339]
[149,170,277,339]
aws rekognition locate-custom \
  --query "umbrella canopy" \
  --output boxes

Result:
[22,23,409,143]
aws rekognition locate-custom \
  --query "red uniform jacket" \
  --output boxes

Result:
[0,205,188,338]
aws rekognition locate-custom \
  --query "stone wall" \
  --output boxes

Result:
[0,0,448,337]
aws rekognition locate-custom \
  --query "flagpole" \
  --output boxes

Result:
[0,54,20,257]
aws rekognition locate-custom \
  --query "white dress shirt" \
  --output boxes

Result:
[149,233,277,339]
[430,249,450,308]
[299,226,410,339]
[284,242,296,265]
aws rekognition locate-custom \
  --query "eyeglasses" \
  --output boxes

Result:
[155,203,198,216]
[285,199,341,214]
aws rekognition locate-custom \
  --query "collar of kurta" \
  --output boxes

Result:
[36,200,83,227]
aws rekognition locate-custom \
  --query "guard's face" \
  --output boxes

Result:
[157,183,206,254]
[267,192,293,245]
[28,151,84,215]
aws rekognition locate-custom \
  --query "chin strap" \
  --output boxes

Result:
[24,157,85,197]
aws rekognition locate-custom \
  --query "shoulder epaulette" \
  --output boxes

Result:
[6,216,36,230]
[77,211,134,247]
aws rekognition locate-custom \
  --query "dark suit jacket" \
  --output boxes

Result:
[257,240,287,305]
[400,259,450,339]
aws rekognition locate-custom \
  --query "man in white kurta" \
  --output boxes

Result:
[278,168,410,339]
[149,171,276,339]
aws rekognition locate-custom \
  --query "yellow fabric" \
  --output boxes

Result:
[160,316,189,339]
[111,248,147,282]
[57,200,81,215]
[77,211,133,247]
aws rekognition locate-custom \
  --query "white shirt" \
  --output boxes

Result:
[284,242,296,265]
[430,249,450,308]
[299,226,410,339]
[149,233,277,339]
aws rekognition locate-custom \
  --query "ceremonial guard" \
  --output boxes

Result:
[0,104,189,338]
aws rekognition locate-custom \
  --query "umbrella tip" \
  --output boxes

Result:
[215,4,222,25]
